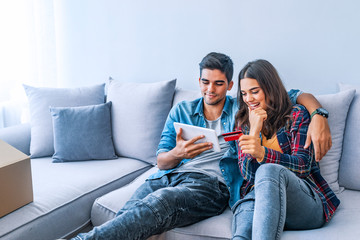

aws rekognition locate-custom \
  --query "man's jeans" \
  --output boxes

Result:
[232,164,325,240]
[74,172,229,240]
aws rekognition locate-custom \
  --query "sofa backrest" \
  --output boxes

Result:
[0,123,31,155]
[338,84,360,191]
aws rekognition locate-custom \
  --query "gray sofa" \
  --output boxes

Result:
[0,80,360,240]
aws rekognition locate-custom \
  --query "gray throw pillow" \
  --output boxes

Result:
[107,79,176,164]
[339,83,360,190]
[24,84,105,158]
[316,89,355,193]
[50,102,117,162]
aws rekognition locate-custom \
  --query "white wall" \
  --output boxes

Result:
[54,0,360,95]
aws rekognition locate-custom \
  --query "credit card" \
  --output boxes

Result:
[222,130,243,142]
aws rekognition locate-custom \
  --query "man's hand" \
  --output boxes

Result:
[295,92,332,161]
[157,128,213,170]
[172,128,213,160]
[304,115,332,162]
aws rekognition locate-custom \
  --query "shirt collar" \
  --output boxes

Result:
[194,97,204,116]
[222,96,232,116]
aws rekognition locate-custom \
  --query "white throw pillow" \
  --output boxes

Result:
[316,88,355,193]
[107,78,176,165]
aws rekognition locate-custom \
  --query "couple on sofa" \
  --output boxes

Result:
[72,52,339,240]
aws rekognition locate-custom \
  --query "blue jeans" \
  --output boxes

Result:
[73,172,229,240]
[232,164,325,240]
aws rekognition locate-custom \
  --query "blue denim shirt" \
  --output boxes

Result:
[150,90,301,208]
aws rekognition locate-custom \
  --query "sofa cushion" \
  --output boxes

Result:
[50,102,117,162]
[316,89,355,193]
[151,209,233,240]
[154,190,360,240]
[91,167,233,239]
[281,189,360,240]
[152,189,360,240]
[23,84,106,158]
[339,83,360,190]
[91,166,230,239]
[107,79,176,165]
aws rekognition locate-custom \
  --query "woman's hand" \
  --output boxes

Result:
[239,134,265,162]
[248,107,267,136]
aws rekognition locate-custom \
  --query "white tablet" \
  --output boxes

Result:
[173,122,221,152]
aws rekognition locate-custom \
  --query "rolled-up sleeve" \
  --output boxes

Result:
[288,89,303,105]
[156,107,178,156]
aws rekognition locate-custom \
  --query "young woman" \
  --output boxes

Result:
[232,59,340,240]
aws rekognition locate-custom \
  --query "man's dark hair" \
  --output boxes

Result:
[199,52,234,83]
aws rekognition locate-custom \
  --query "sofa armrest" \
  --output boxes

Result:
[0,123,31,155]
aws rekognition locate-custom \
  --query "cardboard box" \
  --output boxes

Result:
[0,139,33,218]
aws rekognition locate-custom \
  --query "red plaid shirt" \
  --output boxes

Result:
[237,105,340,222]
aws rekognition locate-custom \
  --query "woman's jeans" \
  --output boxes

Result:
[73,172,229,240]
[232,164,325,240]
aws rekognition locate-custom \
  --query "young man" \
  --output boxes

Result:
[72,52,331,240]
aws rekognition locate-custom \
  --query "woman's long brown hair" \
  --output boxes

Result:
[235,59,293,138]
